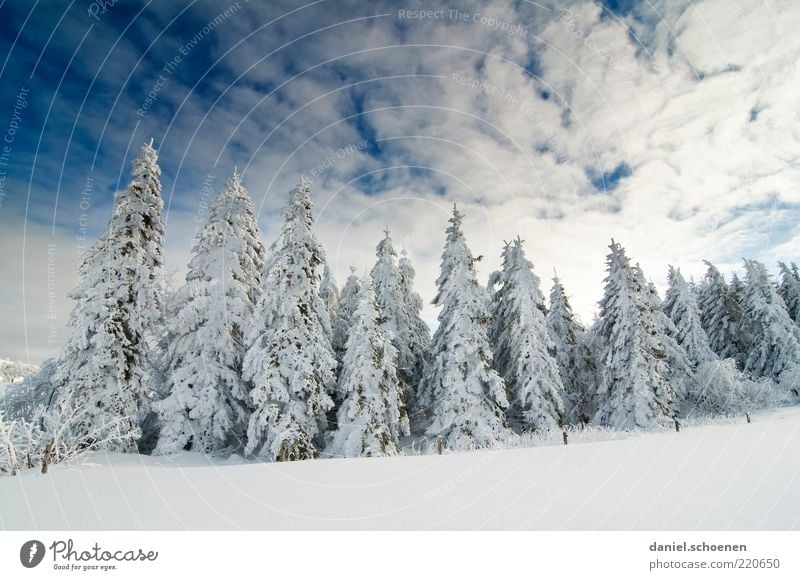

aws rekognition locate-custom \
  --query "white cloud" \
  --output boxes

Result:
[5,0,800,363]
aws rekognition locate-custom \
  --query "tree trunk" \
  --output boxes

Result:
[41,441,53,475]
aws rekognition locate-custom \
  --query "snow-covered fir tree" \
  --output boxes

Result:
[547,274,597,425]
[52,140,165,452]
[396,248,431,413]
[326,276,409,458]
[591,241,689,430]
[370,230,431,416]
[371,228,403,335]
[418,206,510,450]
[491,239,565,433]
[778,262,800,324]
[242,178,336,461]
[741,259,800,380]
[319,264,339,338]
[663,266,716,368]
[155,170,265,454]
[331,268,361,364]
[661,266,748,414]
[697,261,746,366]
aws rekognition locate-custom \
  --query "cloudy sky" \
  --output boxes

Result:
[0,0,798,364]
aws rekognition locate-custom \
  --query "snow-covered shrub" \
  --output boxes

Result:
[690,359,746,416]
[1,358,58,421]
[777,362,800,400]
[689,359,789,418]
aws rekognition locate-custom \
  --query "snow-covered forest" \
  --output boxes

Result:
[1,140,798,475]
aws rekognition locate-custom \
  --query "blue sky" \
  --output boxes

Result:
[1,0,799,364]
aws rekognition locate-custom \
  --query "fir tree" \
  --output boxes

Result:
[419,206,510,450]
[319,264,339,338]
[547,274,597,425]
[155,170,265,454]
[370,230,431,418]
[371,228,403,336]
[778,262,800,324]
[741,259,800,380]
[52,140,165,451]
[697,261,746,366]
[491,239,565,433]
[591,241,686,430]
[663,266,716,368]
[396,248,431,416]
[326,276,409,458]
[242,178,336,461]
[331,268,361,363]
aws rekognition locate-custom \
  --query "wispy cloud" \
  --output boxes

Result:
[1,0,798,363]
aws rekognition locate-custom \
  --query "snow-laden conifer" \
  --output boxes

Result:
[661,266,749,414]
[491,239,565,432]
[741,259,800,380]
[547,275,597,425]
[697,262,745,366]
[242,178,336,461]
[396,248,431,414]
[778,262,800,324]
[591,241,685,430]
[663,266,716,368]
[331,268,361,363]
[371,228,403,335]
[371,230,431,416]
[155,170,265,454]
[52,140,165,451]
[418,206,510,450]
[319,265,339,338]
[326,276,408,458]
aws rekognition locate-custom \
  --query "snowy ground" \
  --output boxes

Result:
[2,406,799,530]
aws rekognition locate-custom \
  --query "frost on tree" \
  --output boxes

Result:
[697,261,746,366]
[547,274,597,425]
[52,140,165,452]
[741,259,800,381]
[155,170,265,455]
[591,241,686,430]
[319,264,339,339]
[778,262,800,324]
[396,248,432,414]
[662,266,745,414]
[1,358,59,421]
[370,228,403,336]
[419,206,510,450]
[242,178,336,461]
[370,229,430,415]
[663,266,716,368]
[491,239,565,433]
[331,268,361,363]
[326,276,409,458]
